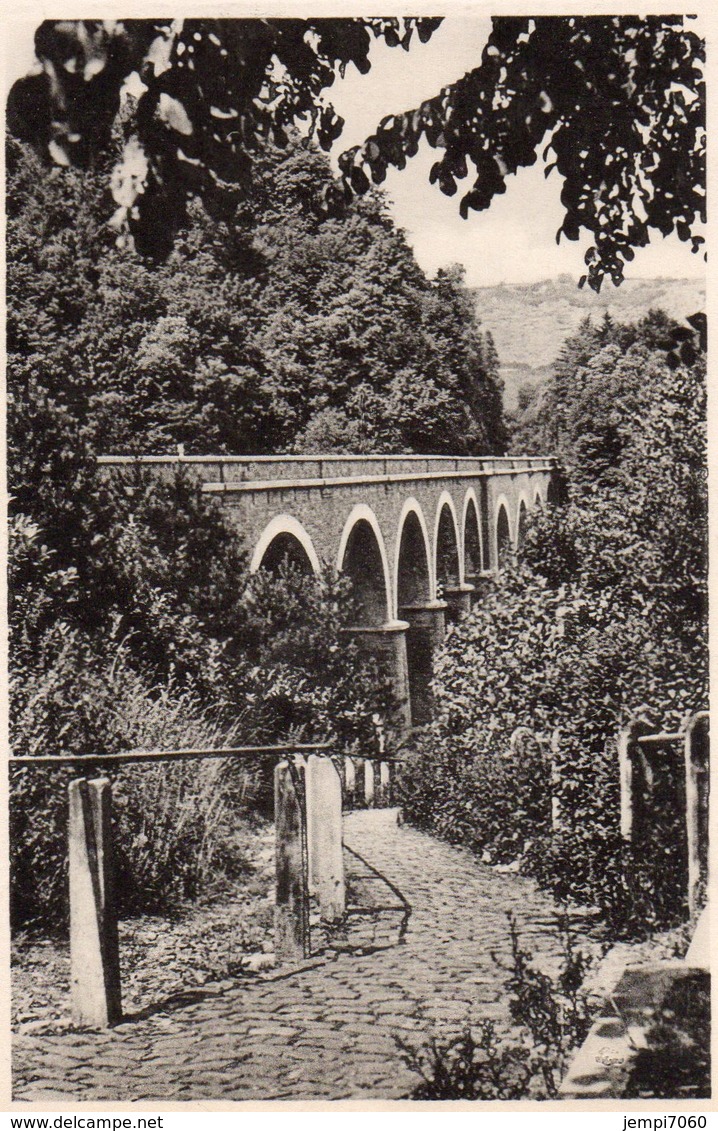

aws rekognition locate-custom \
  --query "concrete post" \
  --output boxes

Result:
[617,726,636,841]
[274,760,310,961]
[618,720,656,842]
[684,713,709,917]
[379,761,391,806]
[364,759,376,807]
[68,778,122,1028]
[305,755,345,922]
[343,756,356,808]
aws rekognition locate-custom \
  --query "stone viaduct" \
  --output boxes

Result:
[99,454,560,730]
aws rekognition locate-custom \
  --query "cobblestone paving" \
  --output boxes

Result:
[13,809,600,1103]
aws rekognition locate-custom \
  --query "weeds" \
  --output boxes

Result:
[398,912,597,1099]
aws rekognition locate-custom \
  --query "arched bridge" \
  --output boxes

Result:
[99,454,560,731]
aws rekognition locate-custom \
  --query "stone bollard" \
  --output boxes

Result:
[379,761,391,806]
[68,778,122,1028]
[684,713,709,917]
[364,759,376,807]
[274,760,310,961]
[343,756,356,809]
[305,755,345,922]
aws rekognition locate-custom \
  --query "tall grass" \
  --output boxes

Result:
[10,645,261,932]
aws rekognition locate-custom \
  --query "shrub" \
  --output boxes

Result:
[624,972,710,1099]
[398,913,596,1099]
[9,476,395,932]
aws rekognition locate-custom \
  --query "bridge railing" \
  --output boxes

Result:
[11,741,399,1029]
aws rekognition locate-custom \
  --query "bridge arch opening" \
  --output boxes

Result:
[435,500,461,589]
[339,518,390,628]
[479,481,491,570]
[251,516,321,575]
[534,487,544,510]
[338,507,413,735]
[463,493,482,610]
[397,506,441,727]
[257,533,315,575]
[397,508,432,610]
[435,497,463,625]
[496,503,512,568]
[463,494,482,579]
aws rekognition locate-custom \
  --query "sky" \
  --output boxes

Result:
[3,15,706,289]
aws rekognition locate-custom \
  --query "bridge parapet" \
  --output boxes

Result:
[98,453,559,485]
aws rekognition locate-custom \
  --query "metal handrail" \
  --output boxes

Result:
[635,710,709,747]
[9,741,332,768]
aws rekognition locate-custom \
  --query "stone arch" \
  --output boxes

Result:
[396,500,437,726]
[434,491,462,593]
[517,495,529,551]
[534,485,544,510]
[496,498,512,567]
[394,500,433,614]
[462,488,483,584]
[337,505,392,626]
[251,514,321,575]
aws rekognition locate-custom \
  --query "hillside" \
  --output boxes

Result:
[472,275,705,410]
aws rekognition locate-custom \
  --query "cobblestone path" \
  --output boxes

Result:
[13,810,599,1103]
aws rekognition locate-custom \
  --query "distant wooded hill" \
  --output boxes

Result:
[472,275,705,410]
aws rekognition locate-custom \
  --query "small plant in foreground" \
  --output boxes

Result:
[398,912,596,1099]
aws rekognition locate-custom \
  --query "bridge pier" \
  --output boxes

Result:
[344,621,412,735]
[465,570,495,606]
[442,584,475,623]
[399,600,447,726]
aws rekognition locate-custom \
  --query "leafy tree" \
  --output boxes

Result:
[7,18,441,259]
[7,133,505,460]
[8,17,704,288]
[344,17,705,291]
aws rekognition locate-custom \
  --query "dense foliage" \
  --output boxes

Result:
[9,18,704,289]
[7,134,504,458]
[400,312,707,933]
[7,18,442,258]
[344,17,705,291]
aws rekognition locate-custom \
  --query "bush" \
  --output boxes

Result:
[625,972,710,1099]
